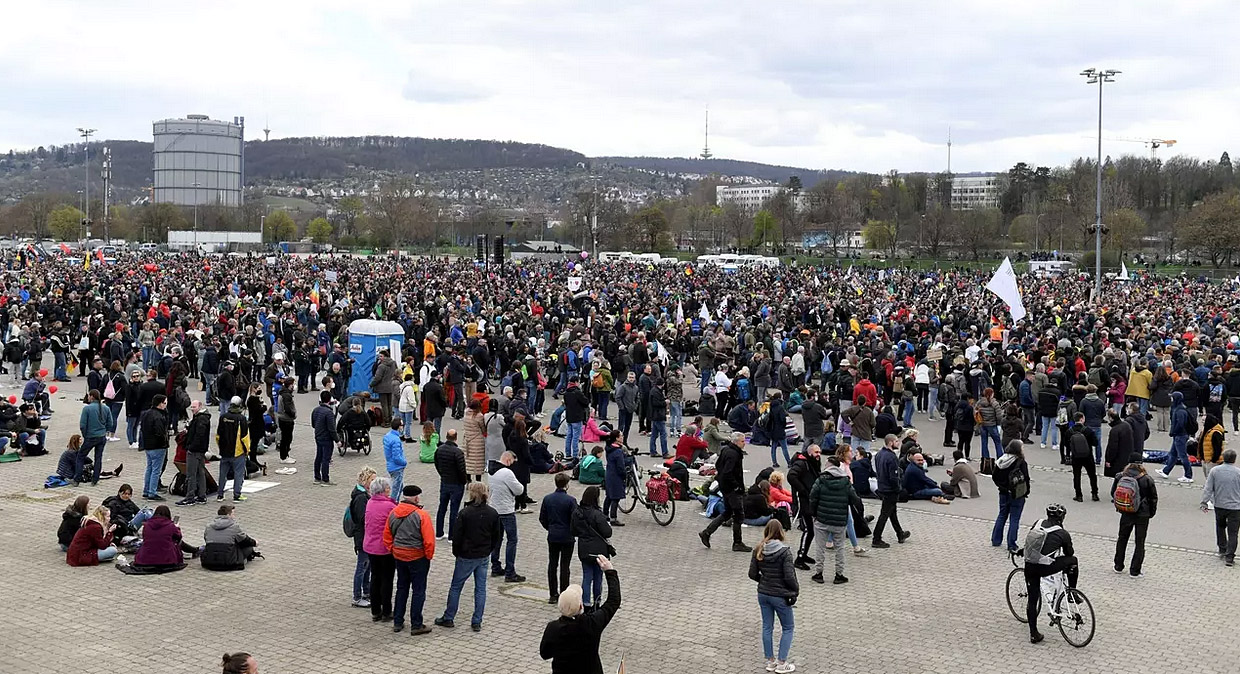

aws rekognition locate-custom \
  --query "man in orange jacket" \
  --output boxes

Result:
[384,484,436,635]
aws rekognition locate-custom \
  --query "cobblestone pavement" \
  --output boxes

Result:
[2,378,1236,674]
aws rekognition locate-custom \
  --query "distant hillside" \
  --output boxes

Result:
[596,156,856,185]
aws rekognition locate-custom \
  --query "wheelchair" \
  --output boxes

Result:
[338,426,372,456]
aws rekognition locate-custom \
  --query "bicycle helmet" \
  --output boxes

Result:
[1045,503,1068,521]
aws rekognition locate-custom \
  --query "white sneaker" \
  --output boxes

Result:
[274,467,297,475]
[129,442,139,449]
[1156,470,1169,478]
[108,436,120,442]
[1039,443,1046,449]
[766,661,778,672]
[1177,477,1194,483]
[853,547,869,556]
[774,663,796,673]
[436,534,448,541]
[280,457,297,465]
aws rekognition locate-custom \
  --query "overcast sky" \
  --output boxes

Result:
[2,0,1236,174]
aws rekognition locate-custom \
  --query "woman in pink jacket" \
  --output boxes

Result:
[581,409,607,444]
[363,476,398,623]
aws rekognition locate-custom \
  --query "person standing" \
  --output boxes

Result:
[1157,391,1195,483]
[602,430,627,526]
[1198,414,1226,478]
[841,395,875,452]
[370,348,398,424]
[434,428,468,539]
[384,419,407,498]
[571,485,613,610]
[614,371,639,442]
[647,377,669,458]
[564,377,589,459]
[488,451,526,583]
[1066,414,1099,502]
[539,556,621,674]
[76,389,113,487]
[176,400,211,506]
[748,520,799,674]
[139,394,170,501]
[385,484,436,635]
[362,477,397,623]
[787,443,822,570]
[870,434,910,548]
[310,391,338,486]
[461,399,486,481]
[991,441,1030,551]
[541,472,579,604]
[1201,449,1240,567]
[215,397,250,502]
[767,391,790,468]
[436,481,500,631]
[1111,462,1158,577]
[808,456,859,585]
[348,467,376,608]
[698,432,752,552]
[422,371,448,435]
[276,374,296,464]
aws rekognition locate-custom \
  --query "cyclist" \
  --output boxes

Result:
[1022,503,1078,643]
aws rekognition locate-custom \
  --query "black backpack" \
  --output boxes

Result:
[1068,430,1092,461]
[1184,412,1199,437]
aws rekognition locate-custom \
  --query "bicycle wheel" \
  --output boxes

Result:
[1054,588,1095,648]
[650,498,675,526]
[1005,568,1029,623]
[619,477,638,514]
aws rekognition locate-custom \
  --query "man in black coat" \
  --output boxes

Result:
[787,443,823,569]
[1104,410,1135,479]
[176,400,212,506]
[539,556,621,674]
[434,429,469,539]
[422,372,448,435]
[1123,403,1150,464]
[435,481,501,630]
[698,433,751,552]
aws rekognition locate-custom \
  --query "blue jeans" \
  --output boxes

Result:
[217,455,246,498]
[400,411,414,439]
[992,492,1026,549]
[980,425,1002,459]
[18,429,46,454]
[911,487,944,499]
[852,437,872,453]
[700,367,713,393]
[142,448,167,497]
[77,436,107,482]
[106,401,122,434]
[1040,417,1058,446]
[928,387,939,419]
[129,507,154,532]
[392,557,430,629]
[525,382,537,412]
[902,400,914,427]
[594,392,611,420]
[437,483,464,538]
[1162,435,1192,479]
[389,468,405,500]
[669,402,682,433]
[565,422,582,459]
[758,593,795,661]
[1088,425,1103,464]
[770,437,790,466]
[97,546,118,562]
[618,409,634,442]
[442,556,488,625]
[143,346,156,368]
[54,352,67,380]
[126,415,141,444]
[1138,398,1149,416]
[491,513,518,577]
[353,550,372,600]
[743,516,773,527]
[649,420,668,457]
[582,558,603,607]
[203,373,216,401]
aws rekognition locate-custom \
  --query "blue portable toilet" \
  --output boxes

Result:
[347,319,406,397]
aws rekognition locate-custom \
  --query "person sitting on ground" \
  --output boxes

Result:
[903,452,950,504]
[201,504,259,571]
[14,403,47,455]
[850,446,876,498]
[66,505,118,566]
[577,445,606,485]
[102,483,150,537]
[581,409,608,444]
[56,435,122,483]
[742,480,792,530]
[728,400,758,433]
[57,495,90,552]
[673,424,710,465]
[874,405,901,440]
[941,449,980,498]
[132,505,196,571]
[219,652,259,674]
[767,471,794,513]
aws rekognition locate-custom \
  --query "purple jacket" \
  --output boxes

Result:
[362,494,397,556]
[134,516,183,566]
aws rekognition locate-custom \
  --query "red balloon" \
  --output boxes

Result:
[144,263,158,273]
[38,369,48,377]
[203,265,212,272]
[6,396,15,404]
[48,385,58,394]
[126,269,136,276]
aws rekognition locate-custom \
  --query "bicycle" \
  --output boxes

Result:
[1005,549,1096,647]
[617,446,676,526]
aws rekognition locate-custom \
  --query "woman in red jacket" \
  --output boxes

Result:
[66,505,118,566]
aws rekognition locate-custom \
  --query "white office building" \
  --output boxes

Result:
[716,184,807,212]
[950,175,1000,210]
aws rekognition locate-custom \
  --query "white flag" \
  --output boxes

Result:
[675,301,684,325]
[568,276,582,292]
[1119,261,1130,280]
[699,304,712,323]
[985,257,1027,322]
[846,263,854,277]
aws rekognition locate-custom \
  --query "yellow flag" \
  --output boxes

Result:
[83,254,90,270]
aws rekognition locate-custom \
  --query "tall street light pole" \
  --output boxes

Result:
[77,127,95,241]
[1080,68,1119,301]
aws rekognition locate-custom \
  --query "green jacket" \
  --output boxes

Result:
[579,454,605,485]
[807,466,857,527]
[418,432,439,463]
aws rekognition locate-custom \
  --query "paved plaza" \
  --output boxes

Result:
[2,376,1237,674]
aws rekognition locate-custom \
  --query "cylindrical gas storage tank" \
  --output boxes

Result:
[152,114,243,207]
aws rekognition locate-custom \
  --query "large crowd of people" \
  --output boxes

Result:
[21,248,1240,669]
